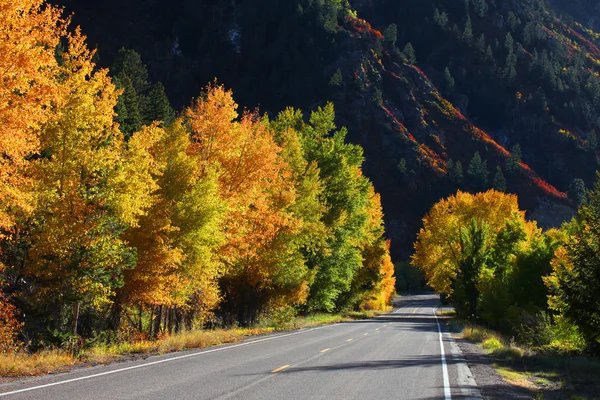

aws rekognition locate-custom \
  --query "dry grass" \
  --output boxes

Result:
[0,308,391,377]
[0,350,78,377]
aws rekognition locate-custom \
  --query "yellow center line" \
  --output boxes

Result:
[346,338,353,342]
[320,348,330,353]
[271,365,290,373]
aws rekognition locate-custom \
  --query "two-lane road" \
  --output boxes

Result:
[0,294,481,399]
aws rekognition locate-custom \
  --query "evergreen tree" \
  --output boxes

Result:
[383,24,397,47]
[507,144,522,174]
[473,0,486,17]
[467,152,488,192]
[449,159,464,184]
[402,43,416,64]
[463,16,473,43]
[476,34,486,53]
[568,178,587,206]
[143,82,175,126]
[444,67,455,94]
[329,68,343,87]
[534,87,548,114]
[493,166,506,192]
[586,131,598,151]
[114,74,142,138]
[433,8,449,28]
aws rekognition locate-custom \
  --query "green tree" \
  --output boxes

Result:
[329,68,343,87]
[443,67,455,94]
[549,174,600,354]
[463,16,473,42]
[449,159,464,184]
[402,43,416,64]
[383,24,397,46]
[493,166,506,192]
[467,152,488,192]
[143,82,175,125]
[507,144,522,174]
[433,8,449,28]
[568,178,587,206]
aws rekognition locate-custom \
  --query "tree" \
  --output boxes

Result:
[412,190,537,318]
[548,174,600,354]
[185,84,309,324]
[402,43,416,64]
[443,67,455,94]
[473,0,486,17]
[383,24,397,47]
[0,0,66,233]
[568,178,587,206]
[433,8,449,28]
[27,31,142,335]
[463,16,473,42]
[467,152,488,192]
[534,87,547,114]
[329,69,343,87]
[449,159,464,184]
[506,144,522,174]
[493,166,507,192]
[144,83,176,125]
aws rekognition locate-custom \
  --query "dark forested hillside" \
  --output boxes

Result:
[50,0,600,259]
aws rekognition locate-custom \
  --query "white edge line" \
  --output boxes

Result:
[434,305,452,400]
[0,327,326,397]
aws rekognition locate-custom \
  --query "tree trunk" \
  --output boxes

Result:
[153,305,163,338]
[71,302,80,335]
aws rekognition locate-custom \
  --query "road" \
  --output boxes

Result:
[0,294,481,399]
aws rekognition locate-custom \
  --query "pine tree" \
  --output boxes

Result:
[444,67,455,94]
[433,8,449,28]
[463,16,473,43]
[467,152,488,192]
[383,24,397,47]
[507,144,522,174]
[402,43,417,64]
[568,178,587,206]
[143,82,175,125]
[493,166,506,192]
[449,159,464,184]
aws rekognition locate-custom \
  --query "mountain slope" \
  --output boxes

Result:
[51,0,590,258]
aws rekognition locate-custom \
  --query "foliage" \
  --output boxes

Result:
[0,0,66,233]
[412,190,541,322]
[547,173,600,354]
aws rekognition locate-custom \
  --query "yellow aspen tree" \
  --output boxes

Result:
[0,0,66,233]
[27,30,135,333]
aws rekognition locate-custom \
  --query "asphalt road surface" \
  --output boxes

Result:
[0,294,481,399]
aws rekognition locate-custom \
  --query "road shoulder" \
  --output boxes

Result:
[454,338,535,399]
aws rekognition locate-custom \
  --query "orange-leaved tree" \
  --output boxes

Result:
[185,84,308,324]
[0,0,66,233]
[26,30,141,334]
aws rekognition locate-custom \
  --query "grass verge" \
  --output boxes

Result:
[0,308,390,378]
[456,323,600,399]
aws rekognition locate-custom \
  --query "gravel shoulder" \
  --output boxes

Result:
[454,337,535,400]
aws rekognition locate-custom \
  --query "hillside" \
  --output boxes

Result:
[50,0,600,258]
